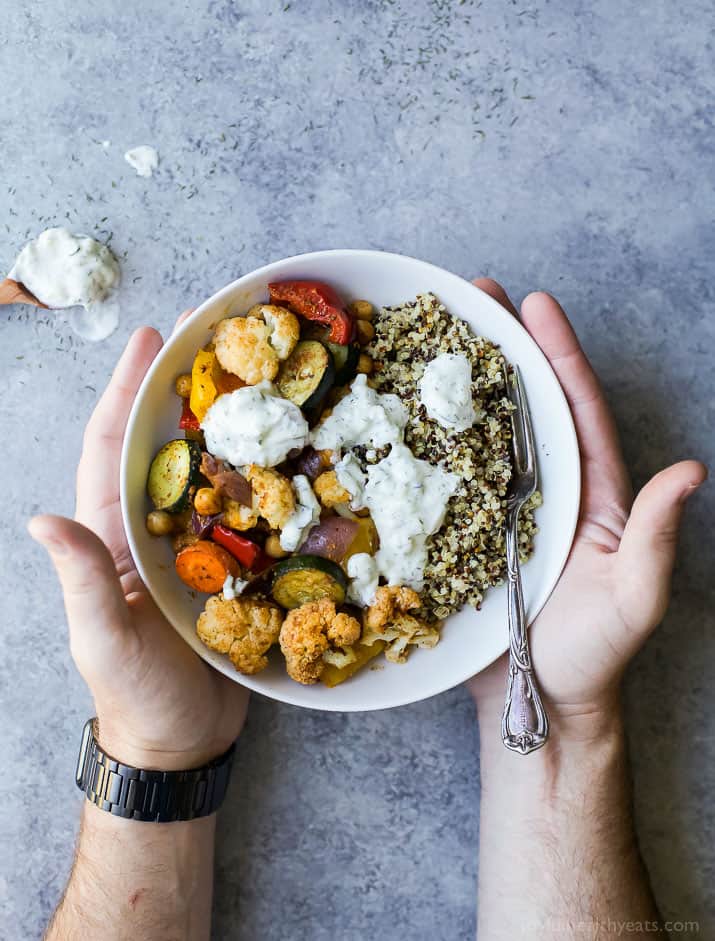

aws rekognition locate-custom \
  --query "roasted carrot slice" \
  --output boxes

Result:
[175,541,240,593]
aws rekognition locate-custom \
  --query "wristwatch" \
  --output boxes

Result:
[75,719,235,822]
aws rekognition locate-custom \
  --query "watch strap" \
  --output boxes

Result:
[75,719,235,822]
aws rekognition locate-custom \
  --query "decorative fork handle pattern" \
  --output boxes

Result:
[501,508,549,754]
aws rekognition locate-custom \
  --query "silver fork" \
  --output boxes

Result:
[501,365,549,754]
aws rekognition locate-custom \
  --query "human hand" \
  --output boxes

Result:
[467,280,707,740]
[29,314,248,771]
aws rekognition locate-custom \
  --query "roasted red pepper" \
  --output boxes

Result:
[211,525,271,574]
[268,280,354,344]
[179,400,201,431]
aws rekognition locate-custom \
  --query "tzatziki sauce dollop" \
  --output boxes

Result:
[280,474,321,551]
[9,227,121,340]
[201,381,309,468]
[222,574,249,600]
[334,452,367,510]
[311,373,407,451]
[365,443,460,590]
[418,352,475,432]
[124,145,159,178]
[309,373,461,591]
[347,552,380,607]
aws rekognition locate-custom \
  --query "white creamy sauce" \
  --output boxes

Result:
[310,374,461,590]
[347,553,380,607]
[419,352,475,432]
[311,373,407,451]
[280,474,321,551]
[334,452,367,510]
[365,443,460,590]
[202,382,309,468]
[9,227,121,340]
[222,574,249,600]
[124,145,159,178]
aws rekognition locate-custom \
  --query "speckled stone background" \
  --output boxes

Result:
[1,1,713,938]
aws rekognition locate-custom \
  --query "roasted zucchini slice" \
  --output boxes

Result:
[276,340,335,409]
[147,439,202,512]
[271,554,348,608]
[326,341,360,386]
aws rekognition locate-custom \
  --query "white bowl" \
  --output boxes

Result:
[121,250,580,712]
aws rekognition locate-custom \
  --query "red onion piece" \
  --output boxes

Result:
[191,511,222,538]
[200,452,253,506]
[294,446,330,480]
[300,516,359,562]
[200,452,220,478]
[213,470,252,505]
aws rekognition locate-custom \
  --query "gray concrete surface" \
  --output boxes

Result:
[1,1,713,938]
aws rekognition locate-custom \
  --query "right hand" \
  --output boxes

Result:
[29,314,249,771]
[467,282,707,738]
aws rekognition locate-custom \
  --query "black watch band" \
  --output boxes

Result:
[75,719,235,822]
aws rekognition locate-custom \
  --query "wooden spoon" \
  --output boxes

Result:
[0,277,48,308]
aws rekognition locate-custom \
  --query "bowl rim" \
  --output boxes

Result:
[120,248,580,711]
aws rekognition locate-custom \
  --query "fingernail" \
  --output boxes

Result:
[680,482,703,503]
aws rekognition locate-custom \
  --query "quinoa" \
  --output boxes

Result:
[366,292,540,622]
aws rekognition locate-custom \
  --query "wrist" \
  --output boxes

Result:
[95,718,232,773]
[478,706,628,821]
[474,678,624,749]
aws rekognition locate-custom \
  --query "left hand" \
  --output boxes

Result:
[29,314,249,771]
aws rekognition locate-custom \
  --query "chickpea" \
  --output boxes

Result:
[348,299,374,320]
[356,353,374,375]
[146,510,175,537]
[265,533,290,559]
[194,486,222,516]
[175,373,192,398]
[355,319,375,346]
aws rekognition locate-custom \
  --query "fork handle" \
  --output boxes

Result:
[501,510,549,754]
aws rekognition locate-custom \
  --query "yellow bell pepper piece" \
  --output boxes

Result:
[321,640,386,687]
[189,349,220,422]
[343,517,379,562]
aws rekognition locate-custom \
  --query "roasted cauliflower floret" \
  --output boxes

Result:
[213,304,299,385]
[197,594,284,675]
[249,304,300,359]
[245,465,295,529]
[313,470,351,508]
[361,586,440,664]
[279,599,361,684]
[214,316,278,384]
[221,497,259,531]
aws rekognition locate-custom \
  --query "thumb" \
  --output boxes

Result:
[616,460,707,635]
[28,515,132,670]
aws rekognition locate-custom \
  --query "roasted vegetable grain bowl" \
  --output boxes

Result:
[120,251,580,711]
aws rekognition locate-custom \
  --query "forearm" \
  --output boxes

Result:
[476,706,663,940]
[46,803,216,941]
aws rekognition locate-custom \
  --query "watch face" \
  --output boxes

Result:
[75,719,94,787]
